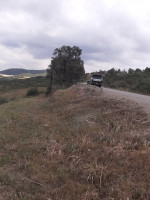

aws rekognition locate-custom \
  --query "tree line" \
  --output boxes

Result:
[103,67,150,94]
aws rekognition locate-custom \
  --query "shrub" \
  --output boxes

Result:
[118,81,127,88]
[26,88,39,96]
[109,82,118,88]
[134,79,150,94]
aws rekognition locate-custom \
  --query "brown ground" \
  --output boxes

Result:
[0,84,150,199]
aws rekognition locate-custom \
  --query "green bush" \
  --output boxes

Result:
[26,88,39,96]
[118,81,127,88]
[134,79,150,94]
[109,83,118,88]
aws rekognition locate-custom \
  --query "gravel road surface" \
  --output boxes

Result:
[82,83,150,118]
[102,87,150,117]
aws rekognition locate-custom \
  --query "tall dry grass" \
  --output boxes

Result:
[0,84,149,199]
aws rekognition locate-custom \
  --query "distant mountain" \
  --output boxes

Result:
[0,68,46,75]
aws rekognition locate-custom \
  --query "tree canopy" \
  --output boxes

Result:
[47,46,85,93]
[103,67,150,94]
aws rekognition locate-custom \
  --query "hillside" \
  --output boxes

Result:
[0,68,46,75]
[0,84,150,199]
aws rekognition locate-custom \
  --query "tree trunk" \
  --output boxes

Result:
[48,67,53,94]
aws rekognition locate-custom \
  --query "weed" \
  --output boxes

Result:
[56,168,65,179]
[0,154,12,166]
[96,112,104,122]
[0,174,13,185]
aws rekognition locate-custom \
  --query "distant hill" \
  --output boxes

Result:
[0,68,46,75]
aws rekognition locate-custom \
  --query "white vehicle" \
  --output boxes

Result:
[87,73,103,87]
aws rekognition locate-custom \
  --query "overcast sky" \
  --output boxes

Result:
[0,0,150,72]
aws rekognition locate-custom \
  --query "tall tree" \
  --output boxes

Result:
[47,46,85,93]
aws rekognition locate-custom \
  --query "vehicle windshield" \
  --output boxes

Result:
[92,75,102,79]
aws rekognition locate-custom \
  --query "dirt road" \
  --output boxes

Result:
[82,83,150,120]
[102,87,150,117]
[82,83,150,116]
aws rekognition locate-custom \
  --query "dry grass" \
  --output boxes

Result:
[0,84,150,200]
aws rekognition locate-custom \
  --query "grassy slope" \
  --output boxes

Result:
[0,85,150,199]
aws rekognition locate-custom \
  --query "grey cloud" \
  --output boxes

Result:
[1,0,150,71]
